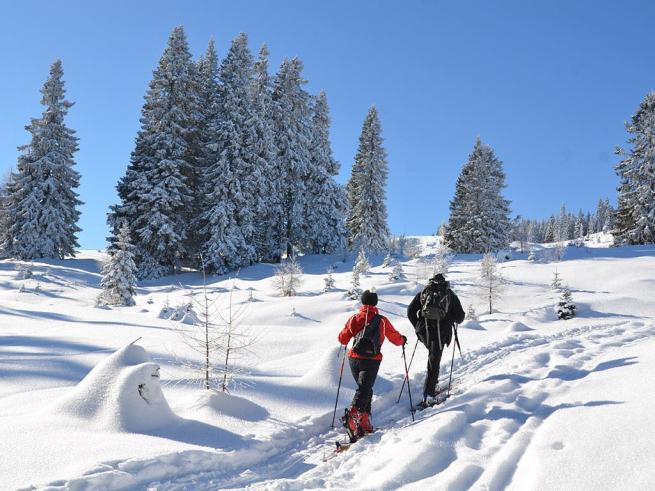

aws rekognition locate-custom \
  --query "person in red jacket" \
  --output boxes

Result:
[338,288,406,440]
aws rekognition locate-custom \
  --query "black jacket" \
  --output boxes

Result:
[407,283,465,350]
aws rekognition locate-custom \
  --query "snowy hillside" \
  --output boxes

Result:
[1,236,654,490]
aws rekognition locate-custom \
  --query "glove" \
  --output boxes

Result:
[401,335,408,346]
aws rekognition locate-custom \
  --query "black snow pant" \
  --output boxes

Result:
[348,357,381,413]
[423,340,445,398]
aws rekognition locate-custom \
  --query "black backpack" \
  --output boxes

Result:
[420,284,450,321]
[352,314,383,357]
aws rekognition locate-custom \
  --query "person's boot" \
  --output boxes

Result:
[342,406,362,442]
[360,411,374,433]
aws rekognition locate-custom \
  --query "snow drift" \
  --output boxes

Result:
[50,341,177,432]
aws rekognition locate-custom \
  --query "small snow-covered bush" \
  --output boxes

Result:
[346,268,363,300]
[274,258,303,297]
[16,263,34,280]
[466,304,477,321]
[382,253,394,268]
[528,248,537,262]
[323,267,335,292]
[551,270,563,290]
[556,286,576,320]
[354,247,371,276]
[388,261,404,281]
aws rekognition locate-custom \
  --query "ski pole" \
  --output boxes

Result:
[447,328,457,398]
[402,344,415,422]
[396,338,419,403]
[331,344,347,428]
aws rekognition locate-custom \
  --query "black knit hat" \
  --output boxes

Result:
[361,289,378,306]
[430,273,446,284]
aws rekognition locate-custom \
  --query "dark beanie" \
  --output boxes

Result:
[431,273,446,284]
[361,289,378,306]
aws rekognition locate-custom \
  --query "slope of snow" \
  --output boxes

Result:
[1,237,654,490]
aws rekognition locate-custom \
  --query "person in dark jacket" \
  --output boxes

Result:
[338,288,406,439]
[407,273,465,406]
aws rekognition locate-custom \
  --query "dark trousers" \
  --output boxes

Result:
[423,340,444,398]
[348,357,381,413]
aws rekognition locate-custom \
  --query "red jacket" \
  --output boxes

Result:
[338,305,404,360]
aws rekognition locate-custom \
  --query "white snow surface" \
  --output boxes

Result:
[1,237,654,490]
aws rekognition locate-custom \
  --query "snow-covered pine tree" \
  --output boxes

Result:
[6,60,82,260]
[556,285,576,320]
[198,33,259,273]
[388,260,404,281]
[108,26,200,277]
[382,252,394,268]
[574,213,585,246]
[191,38,220,260]
[466,304,477,322]
[354,247,371,276]
[272,57,313,258]
[251,44,283,262]
[528,247,537,261]
[323,267,335,292]
[305,91,347,254]
[615,92,655,244]
[346,106,390,253]
[347,267,363,300]
[479,252,505,314]
[97,224,137,307]
[0,171,15,258]
[445,138,511,253]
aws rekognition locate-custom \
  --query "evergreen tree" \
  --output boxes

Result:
[615,92,655,244]
[347,267,363,300]
[272,57,313,258]
[388,260,404,281]
[445,138,511,253]
[556,285,576,320]
[323,267,336,292]
[305,91,347,254]
[98,224,137,307]
[354,246,371,275]
[108,26,200,277]
[7,60,81,260]
[199,33,260,272]
[251,44,283,262]
[346,106,390,253]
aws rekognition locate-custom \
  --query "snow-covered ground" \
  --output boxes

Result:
[1,235,654,490]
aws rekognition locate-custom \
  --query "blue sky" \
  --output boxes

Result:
[1,0,653,249]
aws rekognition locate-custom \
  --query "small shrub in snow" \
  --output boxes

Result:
[323,267,335,292]
[479,253,505,314]
[433,242,454,276]
[274,258,303,296]
[16,263,34,280]
[551,270,563,290]
[556,286,576,320]
[528,248,537,262]
[247,287,255,302]
[388,260,404,281]
[382,253,394,268]
[466,304,477,321]
[354,247,371,276]
[346,267,363,300]
[403,238,423,259]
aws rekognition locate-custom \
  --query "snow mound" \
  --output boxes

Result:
[159,303,199,325]
[461,319,485,331]
[50,342,178,432]
[297,346,356,391]
[185,389,269,422]
[505,321,534,332]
